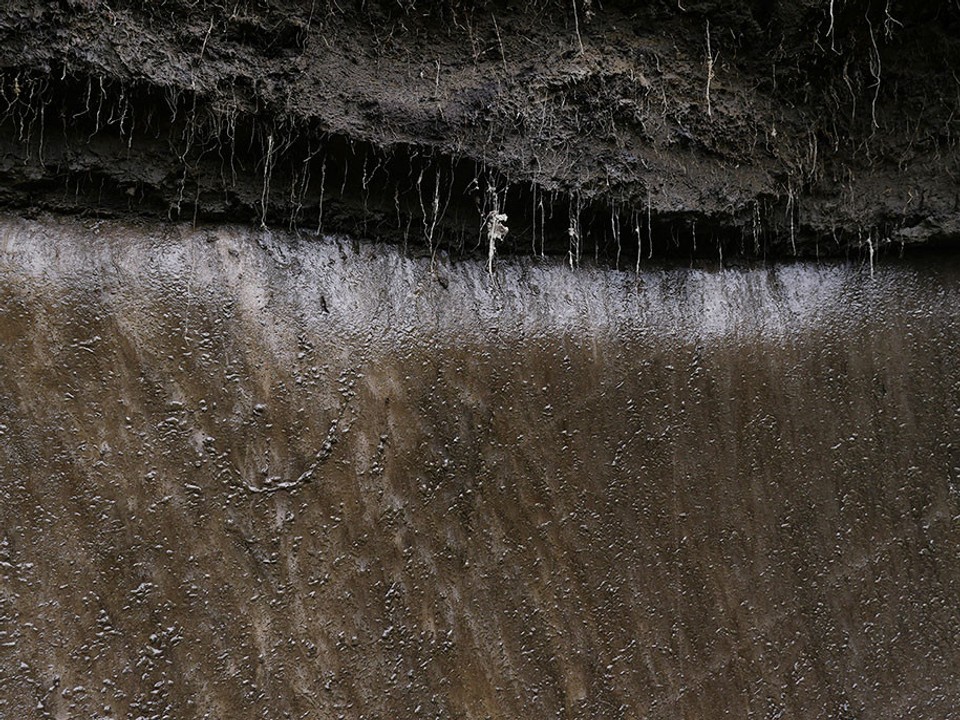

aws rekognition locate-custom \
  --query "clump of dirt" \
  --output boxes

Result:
[2,0,959,261]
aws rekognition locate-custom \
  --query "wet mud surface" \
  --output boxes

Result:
[1,215,959,717]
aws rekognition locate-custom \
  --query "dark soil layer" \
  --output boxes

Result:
[2,0,960,260]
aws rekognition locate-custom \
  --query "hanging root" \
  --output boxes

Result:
[485,186,509,275]
[260,132,275,228]
[611,204,621,270]
[867,14,882,131]
[571,0,585,56]
[567,193,582,269]
[786,180,797,255]
[647,188,653,259]
[704,19,716,118]
[634,209,642,274]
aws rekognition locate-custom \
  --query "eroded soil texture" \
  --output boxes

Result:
[2,1,960,260]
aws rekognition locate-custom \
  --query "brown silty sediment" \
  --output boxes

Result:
[0,215,958,717]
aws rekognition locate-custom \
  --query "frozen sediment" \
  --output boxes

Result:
[0,214,958,718]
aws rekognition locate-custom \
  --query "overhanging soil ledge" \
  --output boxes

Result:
[2,0,960,261]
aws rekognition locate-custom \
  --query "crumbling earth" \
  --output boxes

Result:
[2,1,960,261]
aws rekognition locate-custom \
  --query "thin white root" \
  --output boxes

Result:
[485,189,508,275]
[705,19,715,118]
